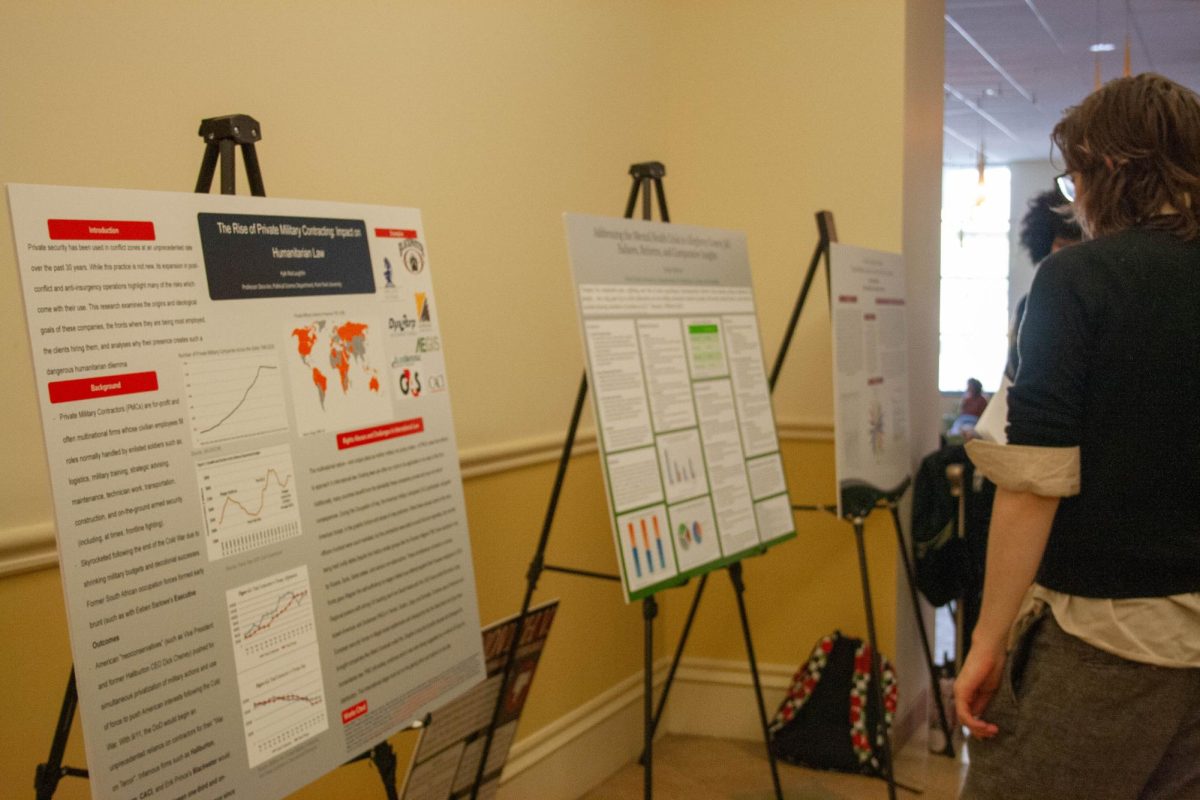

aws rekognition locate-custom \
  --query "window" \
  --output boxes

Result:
[939,166,1011,393]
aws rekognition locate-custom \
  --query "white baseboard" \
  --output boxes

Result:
[498,662,667,800]
[498,658,793,799]
[498,656,925,799]
[0,521,57,578]
[660,657,794,741]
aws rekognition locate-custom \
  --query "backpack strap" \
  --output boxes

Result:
[770,631,840,730]
[848,642,898,769]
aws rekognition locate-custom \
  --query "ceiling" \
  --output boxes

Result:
[943,0,1200,166]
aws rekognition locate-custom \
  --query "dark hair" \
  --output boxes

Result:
[1052,73,1200,240]
[1019,189,1082,263]
[966,378,982,394]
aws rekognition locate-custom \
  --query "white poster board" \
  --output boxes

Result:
[7,184,485,800]
[828,242,912,516]
[564,214,795,602]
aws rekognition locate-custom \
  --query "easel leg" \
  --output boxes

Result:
[471,373,590,800]
[368,741,400,800]
[218,138,236,194]
[728,563,785,800]
[639,573,708,766]
[35,668,83,800]
[888,504,955,757]
[643,595,658,800]
[852,518,898,800]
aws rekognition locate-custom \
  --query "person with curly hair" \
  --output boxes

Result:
[1002,190,1083,383]
[958,73,1200,799]
[1020,188,1083,266]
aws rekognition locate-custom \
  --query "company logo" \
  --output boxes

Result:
[426,373,447,393]
[388,315,417,334]
[382,257,395,288]
[400,240,425,274]
[399,369,422,397]
[415,335,441,353]
[415,292,433,324]
[391,354,422,369]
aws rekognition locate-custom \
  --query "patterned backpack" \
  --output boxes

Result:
[768,630,898,775]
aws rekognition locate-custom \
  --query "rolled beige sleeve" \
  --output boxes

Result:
[965,439,1080,497]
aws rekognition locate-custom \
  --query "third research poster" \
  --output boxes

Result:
[828,242,912,516]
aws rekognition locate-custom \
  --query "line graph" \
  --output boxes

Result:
[196,444,303,561]
[227,568,317,665]
[201,365,279,434]
[244,588,309,640]
[227,567,328,768]
[214,467,292,526]
[184,348,290,448]
[253,693,322,708]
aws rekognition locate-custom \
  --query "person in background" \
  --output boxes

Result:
[1006,189,1083,381]
[949,377,988,438]
[960,377,987,418]
[973,189,1082,443]
[957,73,1200,799]
[1020,187,1084,265]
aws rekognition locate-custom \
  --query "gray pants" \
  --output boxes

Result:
[962,611,1200,800]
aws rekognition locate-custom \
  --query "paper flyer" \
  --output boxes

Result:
[828,242,912,516]
[7,184,485,800]
[564,214,795,602]
[400,600,558,800]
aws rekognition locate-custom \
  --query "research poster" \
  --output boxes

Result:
[8,184,485,800]
[564,214,795,602]
[400,600,558,800]
[828,243,912,517]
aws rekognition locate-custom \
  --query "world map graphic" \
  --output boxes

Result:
[290,321,381,409]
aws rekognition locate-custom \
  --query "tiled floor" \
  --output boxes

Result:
[580,732,968,800]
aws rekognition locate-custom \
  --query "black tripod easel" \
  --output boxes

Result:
[646,212,956,800]
[638,211,841,756]
[35,114,405,800]
[780,214,955,799]
[469,161,783,800]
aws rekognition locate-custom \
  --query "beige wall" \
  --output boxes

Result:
[0,2,943,797]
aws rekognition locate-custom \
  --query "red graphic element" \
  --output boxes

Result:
[333,322,370,391]
[48,371,158,404]
[838,294,858,303]
[373,228,418,239]
[875,298,905,305]
[217,469,292,525]
[341,700,368,724]
[47,219,155,241]
[400,369,421,397]
[337,418,424,450]
[335,322,369,341]
[293,321,378,403]
[330,344,351,391]
[311,367,328,396]
[867,377,884,386]
[292,327,318,358]
[864,314,877,321]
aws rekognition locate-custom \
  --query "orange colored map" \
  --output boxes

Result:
[291,321,380,409]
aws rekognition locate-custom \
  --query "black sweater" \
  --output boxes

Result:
[1007,228,1200,598]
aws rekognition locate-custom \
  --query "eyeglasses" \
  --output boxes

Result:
[1056,172,1076,202]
